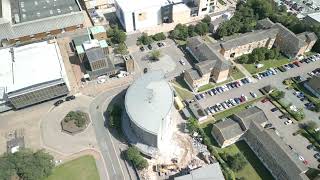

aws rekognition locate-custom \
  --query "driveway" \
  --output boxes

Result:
[130,38,192,80]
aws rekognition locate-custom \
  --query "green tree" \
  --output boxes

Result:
[149,50,161,61]
[126,147,148,170]
[170,24,189,40]
[202,15,211,25]
[115,43,128,55]
[195,22,209,36]
[108,104,123,129]
[107,26,126,44]
[0,149,54,180]
[188,25,197,37]
[227,153,247,171]
[152,32,166,41]
[236,54,249,64]
[270,89,285,100]
[137,33,153,45]
[186,117,199,133]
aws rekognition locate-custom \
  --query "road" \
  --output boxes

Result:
[198,60,320,110]
[89,85,137,180]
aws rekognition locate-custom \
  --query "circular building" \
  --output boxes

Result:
[124,70,174,155]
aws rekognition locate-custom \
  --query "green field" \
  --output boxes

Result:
[242,58,290,74]
[45,155,99,180]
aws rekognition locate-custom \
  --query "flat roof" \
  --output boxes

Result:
[10,0,81,24]
[115,0,170,12]
[0,40,66,93]
[90,26,105,35]
[125,70,173,135]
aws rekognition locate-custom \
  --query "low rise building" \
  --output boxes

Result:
[305,12,320,25]
[257,18,318,58]
[0,0,85,44]
[0,40,70,112]
[174,163,225,180]
[89,26,107,41]
[184,36,230,91]
[304,75,320,98]
[188,100,207,122]
[211,107,308,180]
[219,28,278,59]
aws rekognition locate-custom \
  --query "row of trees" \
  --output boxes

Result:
[236,47,281,64]
[170,15,211,41]
[137,32,166,45]
[108,104,123,131]
[0,149,54,180]
[216,0,320,53]
[270,89,285,101]
[107,26,128,55]
[126,147,148,170]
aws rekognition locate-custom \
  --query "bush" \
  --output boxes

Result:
[236,54,249,64]
[152,32,166,41]
[270,90,285,100]
[64,111,87,128]
[149,50,162,61]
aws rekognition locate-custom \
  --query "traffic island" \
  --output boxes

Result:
[61,111,90,135]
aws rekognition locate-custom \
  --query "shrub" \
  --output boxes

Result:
[137,33,153,45]
[126,147,148,170]
[64,111,87,128]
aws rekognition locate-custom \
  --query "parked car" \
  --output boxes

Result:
[271,107,279,112]
[307,144,316,150]
[261,98,269,103]
[140,46,145,51]
[65,95,75,101]
[179,59,186,65]
[250,91,257,98]
[143,68,148,73]
[157,42,164,47]
[314,153,320,160]
[147,44,152,50]
[284,120,293,125]
[54,100,64,106]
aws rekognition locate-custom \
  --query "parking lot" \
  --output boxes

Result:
[256,100,319,168]
[196,55,320,117]
[130,38,193,80]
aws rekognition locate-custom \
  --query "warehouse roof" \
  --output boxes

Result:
[10,0,81,23]
[125,70,173,135]
[0,40,65,93]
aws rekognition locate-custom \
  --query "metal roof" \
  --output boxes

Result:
[125,70,173,135]
[0,40,66,94]
[10,0,81,23]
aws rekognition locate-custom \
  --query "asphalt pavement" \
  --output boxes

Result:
[89,85,137,180]
[198,60,320,110]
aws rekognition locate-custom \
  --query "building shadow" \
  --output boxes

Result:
[103,89,127,144]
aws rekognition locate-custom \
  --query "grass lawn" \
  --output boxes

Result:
[45,155,99,180]
[230,66,245,80]
[242,58,290,74]
[197,83,215,92]
[173,86,194,100]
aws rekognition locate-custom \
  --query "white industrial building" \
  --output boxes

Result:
[0,40,70,112]
[114,0,217,32]
[123,70,174,156]
[0,0,85,44]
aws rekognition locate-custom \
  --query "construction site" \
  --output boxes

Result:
[138,109,216,180]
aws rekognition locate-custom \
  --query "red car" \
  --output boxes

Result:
[261,98,269,103]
